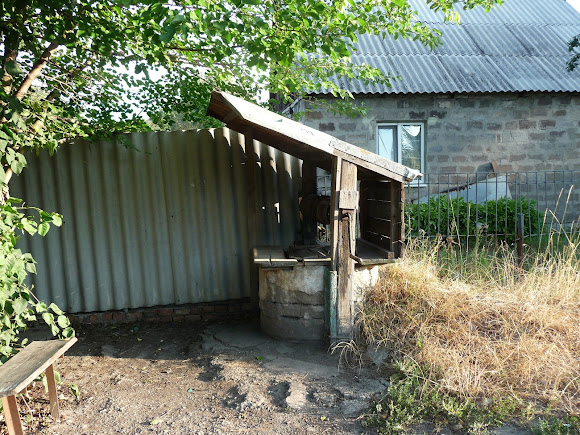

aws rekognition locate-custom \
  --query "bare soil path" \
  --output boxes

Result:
[20,319,389,434]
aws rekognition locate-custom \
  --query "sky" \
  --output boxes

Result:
[569,0,580,12]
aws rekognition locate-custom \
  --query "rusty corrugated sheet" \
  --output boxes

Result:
[317,0,580,95]
[11,128,301,313]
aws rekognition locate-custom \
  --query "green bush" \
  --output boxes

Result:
[405,196,540,244]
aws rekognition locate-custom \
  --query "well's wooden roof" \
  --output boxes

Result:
[207,91,422,182]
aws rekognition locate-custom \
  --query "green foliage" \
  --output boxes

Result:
[363,360,528,434]
[532,416,580,435]
[405,195,540,243]
[0,198,74,363]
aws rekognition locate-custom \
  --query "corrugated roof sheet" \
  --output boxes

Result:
[317,0,580,95]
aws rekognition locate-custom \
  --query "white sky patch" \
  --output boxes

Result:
[568,0,580,13]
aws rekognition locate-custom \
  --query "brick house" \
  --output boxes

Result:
[292,0,580,177]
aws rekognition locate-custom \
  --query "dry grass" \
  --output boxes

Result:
[357,234,580,414]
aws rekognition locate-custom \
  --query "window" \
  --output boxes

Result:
[377,123,424,173]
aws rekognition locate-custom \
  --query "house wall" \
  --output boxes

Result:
[11,128,302,313]
[299,92,580,174]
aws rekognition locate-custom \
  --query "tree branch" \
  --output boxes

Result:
[14,41,59,101]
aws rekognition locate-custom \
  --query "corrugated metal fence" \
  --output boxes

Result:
[11,128,302,313]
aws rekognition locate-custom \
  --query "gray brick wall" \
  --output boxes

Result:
[298,93,580,174]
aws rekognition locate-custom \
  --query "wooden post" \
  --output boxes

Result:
[330,156,342,272]
[301,162,318,244]
[45,363,59,419]
[245,127,259,297]
[1,395,23,435]
[332,159,358,337]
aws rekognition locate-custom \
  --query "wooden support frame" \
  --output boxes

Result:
[329,157,358,338]
[0,339,77,435]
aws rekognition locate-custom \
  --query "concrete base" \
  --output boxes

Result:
[259,264,389,342]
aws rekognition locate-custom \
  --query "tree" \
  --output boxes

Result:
[0,0,503,359]
[568,34,580,71]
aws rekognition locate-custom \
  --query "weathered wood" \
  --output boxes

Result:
[2,394,22,435]
[356,238,395,260]
[367,216,392,236]
[366,180,391,201]
[359,180,369,243]
[253,246,298,268]
[336,160,357,337]
[338,190,359,210]
[367,199,394,219]
[45,363,59,419]
[0,339,77,397]
[329,156,342,272]
[207,91,422,184]
[301,162,318,245]
[393,181,405,257]
[364,231,392,250]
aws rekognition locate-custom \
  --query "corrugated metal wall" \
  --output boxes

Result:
[11,128,302,313]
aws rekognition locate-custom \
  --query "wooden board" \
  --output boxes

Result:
[0,338,77,397]
[253,246,298,267]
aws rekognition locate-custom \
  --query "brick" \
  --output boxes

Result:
[144,316,161,322]
[409,111,425,119]
[185,314,202,322]
[228,304,241,312]
[504,121,518,130]
[429,110,446,119]
[143,310,159,319]
[519,120,537,129]
[530,108,548,117]
[306,111,323,120]
[157,308,174,317]
[554,110,567,116]
[113,312,126,322]
[452,155,467,162]
[319,122,335,132]
[202,305,215,313]
[397,100,410,108]
[529,133,546,141]
[89,314,100,323]
[467,121,483,129]
[459,166,475,173]
[458,99,475,108]
[174,308,191,316]
[172,315,185,322]
[509,154,526,162]
[101,313,113,322]
[125,312,143,322]
[440,166,458,173]
[214,305,228,313]
[486,123,502,131]
[437,155,450,162]
[445,123,461,131]
[478,100,492,108]
[549,131,565,138]
[540,120,556,129]
[559,96,571,105]
[538,97,552,106]
[497,164,513,171]
[339,123,356,131]
[190,307,202,314]
[158,317,173,323]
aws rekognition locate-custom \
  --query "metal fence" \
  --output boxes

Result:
[405,170,580,242]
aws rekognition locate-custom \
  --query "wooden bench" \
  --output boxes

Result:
[0,338,77,435]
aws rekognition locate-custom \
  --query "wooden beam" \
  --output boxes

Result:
[329,156,342,272]
[336,160,357,337]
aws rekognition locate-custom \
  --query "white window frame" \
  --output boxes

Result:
[376,122,425,175]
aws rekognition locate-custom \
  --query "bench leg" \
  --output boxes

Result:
[45,363,59,419]
[2,395,23,435]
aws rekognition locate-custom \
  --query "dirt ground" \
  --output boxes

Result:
[10,319,391,434]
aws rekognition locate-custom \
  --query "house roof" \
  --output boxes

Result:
[206,90,421,182]
[318,0,580,95]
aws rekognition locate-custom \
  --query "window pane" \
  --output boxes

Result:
[377,126,396,161]
[401,125,421,170]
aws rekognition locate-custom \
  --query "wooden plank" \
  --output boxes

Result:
[337,160,357,337]
[2,395,23,435]
[358,258,397,266]
[46,364,59,418]
[359,180,369,243]
[329,156,342,271]
[356,238,395,260]
[301,162,318,245]
[367,216,392,236]
[366,180,391,201]
[364,231,392,250]
[253,246,297,267]
[338,190,359,210]
[367,199,393,219]
[303,258,331,266]
[394,181,405,258]
[0,339,77,397]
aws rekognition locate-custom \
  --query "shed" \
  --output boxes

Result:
[207,91,421,340]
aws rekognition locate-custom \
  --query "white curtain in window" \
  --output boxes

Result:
[401,125,421,170]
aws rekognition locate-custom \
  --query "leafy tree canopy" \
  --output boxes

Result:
[1,0,502,171]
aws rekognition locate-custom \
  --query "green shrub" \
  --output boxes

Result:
[405,196,540,243]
